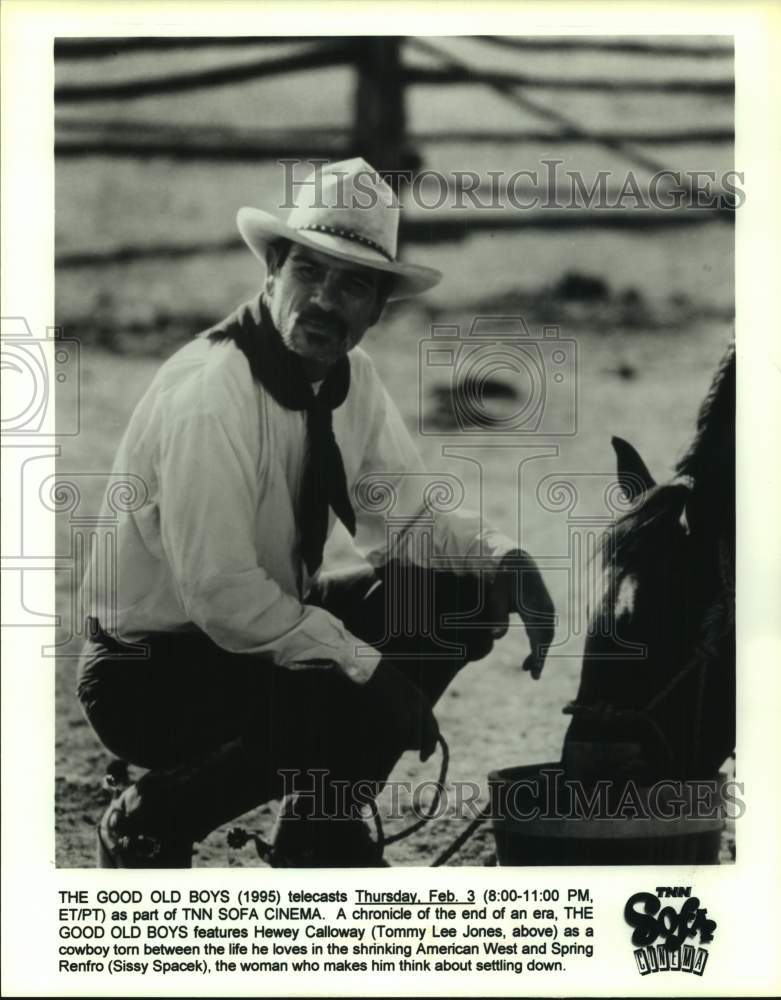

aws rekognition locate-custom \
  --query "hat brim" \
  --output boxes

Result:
[237,207,442,300]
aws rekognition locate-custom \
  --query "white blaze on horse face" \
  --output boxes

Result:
[615,575,638,620]
[590,557,638,630]
[586,559,637,622]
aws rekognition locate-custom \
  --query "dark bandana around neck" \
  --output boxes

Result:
[206,295,356,575]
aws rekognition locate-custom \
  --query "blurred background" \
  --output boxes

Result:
[55,35,735,865]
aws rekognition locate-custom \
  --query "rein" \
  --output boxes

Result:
[227,733,493,868]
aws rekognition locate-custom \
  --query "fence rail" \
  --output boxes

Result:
[55,42,734,103]
[54,36,310,59]
[54,35,736,244]
[54,35,734,60]
[405,66,732,95]
[54,119,735,162]
[56,205,732,270]
[54,40,353,102]
[481,35,733,58]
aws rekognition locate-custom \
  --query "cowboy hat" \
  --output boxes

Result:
[237,157,442,299]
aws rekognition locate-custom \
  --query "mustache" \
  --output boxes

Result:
[298,308,347,338]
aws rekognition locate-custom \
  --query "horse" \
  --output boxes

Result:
[562,345,735,785]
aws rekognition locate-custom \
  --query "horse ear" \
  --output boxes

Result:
[611,436,656,500]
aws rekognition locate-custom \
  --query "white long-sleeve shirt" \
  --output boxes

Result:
[86,327,516,683]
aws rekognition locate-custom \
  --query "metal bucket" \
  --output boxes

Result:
[488,762,725,866]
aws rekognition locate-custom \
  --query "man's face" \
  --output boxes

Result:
[265,243,388,379]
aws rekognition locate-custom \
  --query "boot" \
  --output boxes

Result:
[269,796,388,868]
[95,736,280,868]
[96,783,194,869]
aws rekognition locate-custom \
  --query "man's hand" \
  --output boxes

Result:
[487,548,555,680]
[364,660,440,762]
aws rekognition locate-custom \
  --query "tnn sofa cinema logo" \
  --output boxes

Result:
[624,887,716,977]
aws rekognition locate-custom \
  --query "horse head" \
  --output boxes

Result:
[563,420,735,784]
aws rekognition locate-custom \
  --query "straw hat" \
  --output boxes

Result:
[237,157,442,299]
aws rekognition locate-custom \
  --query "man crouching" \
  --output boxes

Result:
[77,159,554,867]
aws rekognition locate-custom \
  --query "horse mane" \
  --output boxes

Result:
[578,346,736,778]
[601,341,735,575]
[601,480,691,569]
[675,342,735,489]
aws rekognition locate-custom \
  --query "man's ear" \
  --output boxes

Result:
[263,247,281,297]
[263,240,289,296]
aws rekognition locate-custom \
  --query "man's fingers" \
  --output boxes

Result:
[500,552,555,681]
[525,624,553,677]
[519,624,551,678]
[522,642,549,680]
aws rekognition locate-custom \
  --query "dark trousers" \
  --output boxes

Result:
[77,561,495,844]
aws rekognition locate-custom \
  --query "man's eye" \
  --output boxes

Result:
[295,263,318,278]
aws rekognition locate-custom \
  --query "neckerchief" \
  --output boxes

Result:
[206,295,356,575]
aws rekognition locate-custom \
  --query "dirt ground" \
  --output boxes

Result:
[54,320,735,868]
[52,40,736,867]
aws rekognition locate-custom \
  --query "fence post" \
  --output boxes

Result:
[353,37,419,197]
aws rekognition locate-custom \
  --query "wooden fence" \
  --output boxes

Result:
[54,35,735,263]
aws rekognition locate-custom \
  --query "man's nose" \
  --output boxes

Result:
[310,272,343,311]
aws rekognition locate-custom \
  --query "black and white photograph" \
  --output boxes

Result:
[48,31,738,869]
[2,2,780,997]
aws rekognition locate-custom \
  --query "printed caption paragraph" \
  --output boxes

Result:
[57,887,596,978]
